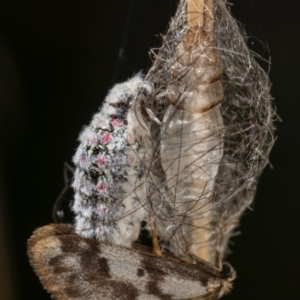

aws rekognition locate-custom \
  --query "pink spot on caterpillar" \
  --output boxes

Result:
[99,131,112,144]
[96,181,108,193]
[95,155,107,167]
[111,118,123,128]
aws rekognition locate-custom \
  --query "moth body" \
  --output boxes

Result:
[145,0,275,267]
[159,0,224,264]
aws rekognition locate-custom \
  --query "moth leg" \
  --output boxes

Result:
[149,216,162,256]
[52,162,74,223]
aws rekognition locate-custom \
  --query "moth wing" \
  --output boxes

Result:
[28,224,230,300]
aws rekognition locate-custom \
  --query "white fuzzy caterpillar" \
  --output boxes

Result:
[72,75,154,247]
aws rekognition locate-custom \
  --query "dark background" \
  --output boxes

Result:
[0,0,299,299]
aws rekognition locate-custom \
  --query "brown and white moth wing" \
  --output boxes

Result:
[28,224,235,300]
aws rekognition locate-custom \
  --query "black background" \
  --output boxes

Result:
[0,0,299,299]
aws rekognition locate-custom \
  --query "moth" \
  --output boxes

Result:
[28,0,275,299]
